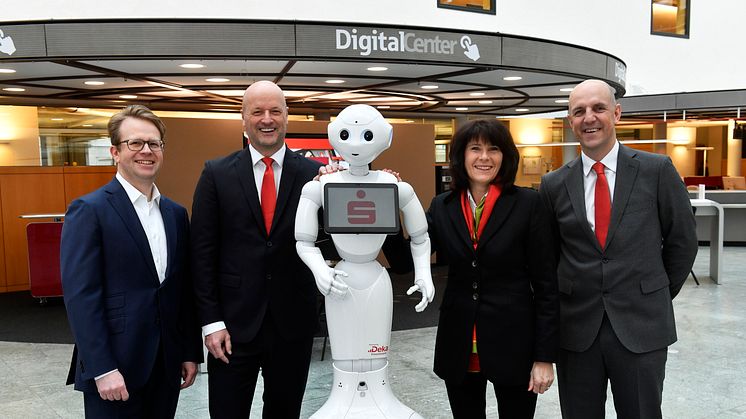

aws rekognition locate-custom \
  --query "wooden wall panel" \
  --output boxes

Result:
[63,166,117,208]
[0,179,5,292]
[0,168,67,291]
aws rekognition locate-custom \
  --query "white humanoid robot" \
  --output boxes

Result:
[295,104,435,419]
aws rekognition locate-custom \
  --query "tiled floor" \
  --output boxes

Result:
[1,246,745,418]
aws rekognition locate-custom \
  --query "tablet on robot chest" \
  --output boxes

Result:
[323,183,400,234]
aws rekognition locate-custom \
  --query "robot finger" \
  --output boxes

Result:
[414,295,429,312]
[405,284,420,296]
[333,269,349,277]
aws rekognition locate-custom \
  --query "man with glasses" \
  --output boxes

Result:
[61,105,203,418]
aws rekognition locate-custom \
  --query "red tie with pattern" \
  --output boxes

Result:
[260,157,276,234]
[592,162,611,249]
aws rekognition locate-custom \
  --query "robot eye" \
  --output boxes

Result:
[339,129,349,141]
[363,130,374,142]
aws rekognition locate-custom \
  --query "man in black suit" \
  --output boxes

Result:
[61,105,203,418]
[191,80,323,418]
[539,80,698,418]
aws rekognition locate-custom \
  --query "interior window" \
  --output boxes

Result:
[651,0,690,38]
[437,0,495,15]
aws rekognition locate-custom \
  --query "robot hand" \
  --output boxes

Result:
[406,277,435,312]
[316,267,350,298]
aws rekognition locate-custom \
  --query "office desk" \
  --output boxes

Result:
[691,199,723,284]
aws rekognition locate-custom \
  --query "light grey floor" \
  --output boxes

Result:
[1,246,745,418]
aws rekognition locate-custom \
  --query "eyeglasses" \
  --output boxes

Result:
[119,139,165,152]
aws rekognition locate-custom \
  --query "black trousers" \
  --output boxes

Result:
[83,347,179,419]
[445,372,538,419]
[557,314,667,419]
[207,318,314,419]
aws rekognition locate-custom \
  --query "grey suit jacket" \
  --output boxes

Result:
[539,144,697,354]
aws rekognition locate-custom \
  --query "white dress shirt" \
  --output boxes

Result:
[201,145,286,336]
[581,140,619,234]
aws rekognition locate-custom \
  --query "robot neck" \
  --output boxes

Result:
[349,164,369,176]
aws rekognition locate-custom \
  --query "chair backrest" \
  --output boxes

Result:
[722,176,746,190]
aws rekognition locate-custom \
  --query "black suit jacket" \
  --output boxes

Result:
[191,147,322,343]
[61,178,203,392]
[428,186,559,386]
[539,145,698,353]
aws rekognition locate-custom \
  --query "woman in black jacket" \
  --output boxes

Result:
[428,119,559,418]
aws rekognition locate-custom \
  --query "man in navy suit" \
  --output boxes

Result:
[191,80,324,418]
[540,80,697,418]
[62,105,203,418]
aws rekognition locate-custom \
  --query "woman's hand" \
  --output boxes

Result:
[528,361,555,394]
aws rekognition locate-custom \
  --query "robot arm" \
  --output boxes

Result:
[295,180,349,298]
[398,182,435,312]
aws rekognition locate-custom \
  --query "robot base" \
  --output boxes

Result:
[311,362,423,419]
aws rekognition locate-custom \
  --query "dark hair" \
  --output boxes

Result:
[449,119,519,192]
[108,104,166,146]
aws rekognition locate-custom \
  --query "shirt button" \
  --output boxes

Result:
[472,293,478,300]
[602,258,609,264]
[267,241,273,247]
[472,282,478,290]
[471,260,478,268]
[266,274,272,280]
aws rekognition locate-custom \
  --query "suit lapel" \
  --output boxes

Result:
[476,187,517,251]
[234,147,266,235]
[445,192,475,252]
[104,179,160,283]
[160,199,176,281]
[273,147,300,235]
[606,145,639,248]
[563,158,600,250]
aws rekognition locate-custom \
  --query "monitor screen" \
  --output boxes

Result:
[323,183,400,234]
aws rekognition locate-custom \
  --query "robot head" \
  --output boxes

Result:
[328,104,393,166]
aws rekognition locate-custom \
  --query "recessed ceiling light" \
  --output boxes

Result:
[85,81,105,86]
[503,76,523,81]
[479,100,493,104]
[560,87,574,92]
[119,94,138,99]
[367,66,388,72]
[515,108,530,112]
[51,118,64,121]
[377,105,390,109]
[325,79,345,84]
[180,63,205,69]
[2,87,25,92]
[469,92,485,96]
[555,99,569,103]
[206,78,230,82]
[455,107,469,111]
[405,120,415,123]
[82,124,93,127]
[421,84,439,89]
[0,68,17,74]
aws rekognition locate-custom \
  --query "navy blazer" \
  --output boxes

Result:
[428,185,559,386]
[190,147,322,343]
[61,178,203,392]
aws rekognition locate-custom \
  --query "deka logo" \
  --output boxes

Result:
[0,29,17,56]
[335,28,480,62]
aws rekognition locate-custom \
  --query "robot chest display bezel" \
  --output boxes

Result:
[323,182,400,234]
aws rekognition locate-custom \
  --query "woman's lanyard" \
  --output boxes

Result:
[460,183,502,250]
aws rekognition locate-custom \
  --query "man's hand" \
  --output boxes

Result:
[314,162,344,180]
[406,278,435,312]
[95,371,129,401]
[528,361,555,394]
[381,168,402,182]
[180,362,198,389]
[205,329,232,364]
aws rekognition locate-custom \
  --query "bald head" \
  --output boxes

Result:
[242,80,287,114]
[569,80,617,111]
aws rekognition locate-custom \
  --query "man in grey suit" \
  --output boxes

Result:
[539,79,697,419]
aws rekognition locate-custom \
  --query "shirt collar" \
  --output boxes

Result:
[581,140,619,176]
[116,172,161,205]
[249,143,285,168]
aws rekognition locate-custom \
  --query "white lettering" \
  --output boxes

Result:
[334,27,474,59]
[336,29,351,49]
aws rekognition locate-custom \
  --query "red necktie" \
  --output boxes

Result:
[593,162,611,249]
[260,157,276,234]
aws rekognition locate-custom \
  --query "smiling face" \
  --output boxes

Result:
[242,81,288,156]
[567,80,621,161]
[464,137,502,190]
[110,116,163,196]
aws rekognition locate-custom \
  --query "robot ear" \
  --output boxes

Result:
[386,127,393,148]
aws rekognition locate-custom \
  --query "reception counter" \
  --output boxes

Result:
[688,190,746,244]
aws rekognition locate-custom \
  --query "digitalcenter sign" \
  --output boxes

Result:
[336,28,463,57]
